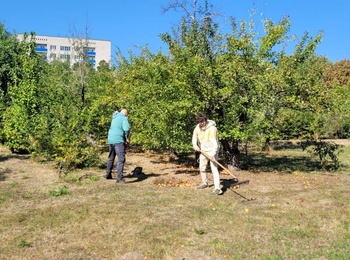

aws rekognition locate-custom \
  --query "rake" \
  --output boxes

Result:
[200,150,252,199]
[199,150,238,180]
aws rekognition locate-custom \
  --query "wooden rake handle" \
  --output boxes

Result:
[200,150,238,180]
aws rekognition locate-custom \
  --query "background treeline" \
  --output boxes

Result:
[1,3,350,172]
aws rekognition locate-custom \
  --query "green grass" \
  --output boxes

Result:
[49,185,70,197]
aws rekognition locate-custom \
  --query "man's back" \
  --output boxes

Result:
[108,112,130,144]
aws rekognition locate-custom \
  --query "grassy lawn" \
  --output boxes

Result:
[0,141,350,259]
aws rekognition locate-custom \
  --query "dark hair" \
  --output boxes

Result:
[195,113,207,123]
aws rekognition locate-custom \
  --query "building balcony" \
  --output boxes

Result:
[35,47,48,52]
[85,51,96,55]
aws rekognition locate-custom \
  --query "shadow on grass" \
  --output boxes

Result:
[136,152,324,174]
[0,154,29,181]
[270,141,303,151]
[174,169,199,176]
[149,157,198,168]
[0,172,7,181]
[150,151,324,174]
[240,153,322,173]
[123,171,163,183]
[0,168,12,181]
[0,154,30,163]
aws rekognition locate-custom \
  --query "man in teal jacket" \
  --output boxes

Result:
[105,108,130,184]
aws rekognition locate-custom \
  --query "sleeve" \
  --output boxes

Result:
[208,127,218,153]
[122,118,131,138]
[192,126,200,150]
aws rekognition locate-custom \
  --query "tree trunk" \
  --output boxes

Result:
[221,139,240,170]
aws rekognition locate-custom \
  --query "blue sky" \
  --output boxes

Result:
[1,0,349,63]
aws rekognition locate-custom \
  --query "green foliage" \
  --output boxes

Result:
[10,181,18,187]
[320,69,350,138]
[50,185,70,197]
[0,24,21,99]
[1,33,47,152]
[194,228,206,235]
[0,0,349,172]
[275,109,322,140]
[18,239,31,248]
[114,48,197,152]
[83,64,118,141]
[0,31,103,171]
[90,175,100,181]
[301,140,343,170]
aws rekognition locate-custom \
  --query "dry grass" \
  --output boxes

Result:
[1,142,350,260]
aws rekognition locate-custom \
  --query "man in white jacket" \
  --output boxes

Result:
[192,113,223,195]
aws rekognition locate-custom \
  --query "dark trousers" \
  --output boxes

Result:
[106,143,126,180]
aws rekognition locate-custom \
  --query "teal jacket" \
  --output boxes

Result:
[107,112,130,144]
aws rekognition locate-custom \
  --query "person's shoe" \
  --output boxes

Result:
[197,183,208,189]
[211,189,223,195]
[104,175,112,180]
[116,179,126,184]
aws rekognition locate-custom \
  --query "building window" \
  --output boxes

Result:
[60,54,70,60]
[35,44,47,52]
[39,53,47,60]
[50,45,56,50]
[50,53,56,58]
[36,44,47,48]
[60,46,71,51]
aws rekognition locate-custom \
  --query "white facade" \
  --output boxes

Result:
[17,34,111,69]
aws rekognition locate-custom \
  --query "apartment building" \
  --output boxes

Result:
[17,34,111,69]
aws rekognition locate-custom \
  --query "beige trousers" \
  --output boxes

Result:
[199,153,221,190]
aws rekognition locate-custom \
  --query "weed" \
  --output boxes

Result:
[63,173,80,183]
[10,181,18,187]
[194,228,206,235]
[212,238,229,249]
[19,240,31,247]
[89,175,100,181]
[50,185,70,197]
[22,192,30,199]
[1,191,14,198]
[329,251,350,259]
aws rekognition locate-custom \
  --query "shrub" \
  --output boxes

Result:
[301,139,343,170]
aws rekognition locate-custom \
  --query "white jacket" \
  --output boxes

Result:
[192,119,219,154]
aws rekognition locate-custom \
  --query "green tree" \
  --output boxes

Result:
[321,59,350,138]
[113,48,195,152]
[108,0,223,153]
[2,30,102,171]
[83,60,117,142]
[0,23,19,97]
[1,2,343,172]
[109,1,328,170]
[1,32,47,152]
[38,59,102,172]
[0,24,22,140]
